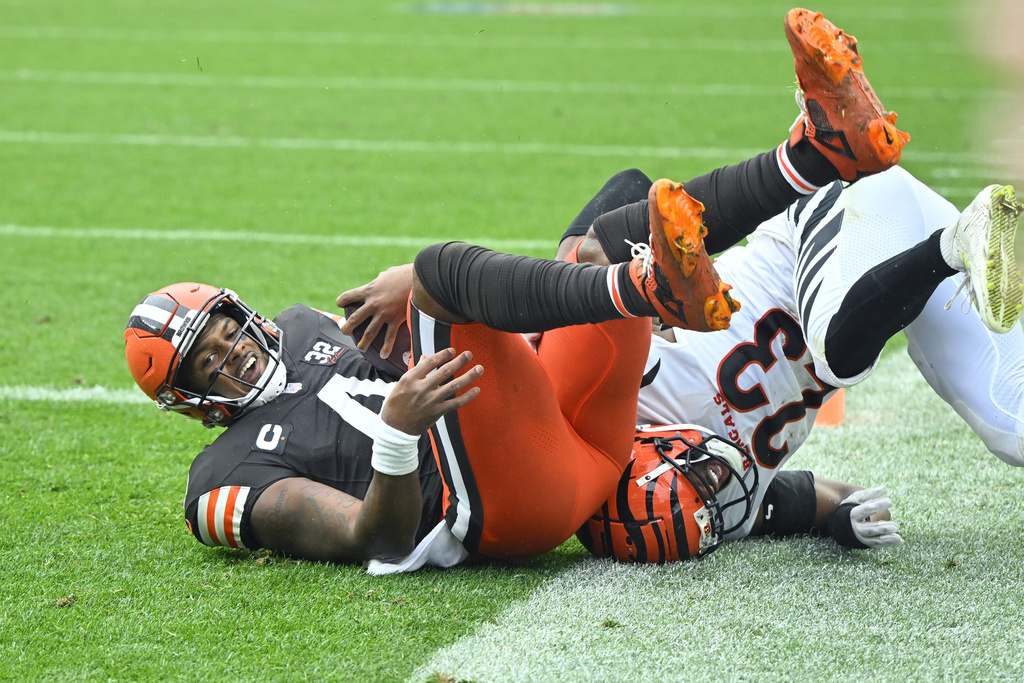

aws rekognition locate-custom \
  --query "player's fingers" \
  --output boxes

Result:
[433,350,476,379]
[356,316,386,351]
[859,521,900,538]
[863,530,903,547]
[878,534,905,548]
[408,348,458,378]
[851,497,891,520]
[338,304,369,337]
[439,363,484,396]
[336,286,366,309]
[443,385,482,411]
[379,326,399,359]
[860,486,888,501]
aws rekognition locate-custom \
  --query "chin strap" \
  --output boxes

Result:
[245,351,288,411]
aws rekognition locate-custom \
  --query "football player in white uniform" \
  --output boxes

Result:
[556,10,1024,561]
[565,166,1023,561]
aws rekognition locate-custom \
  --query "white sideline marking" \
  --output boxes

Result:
[0,224,554,252]
[0,385,151,404]
[0,69,783,97]
[0,70,1001,102]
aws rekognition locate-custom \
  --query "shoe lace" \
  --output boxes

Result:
[789,88,808,134]
[943,273,976,315]
[626,238,654,275]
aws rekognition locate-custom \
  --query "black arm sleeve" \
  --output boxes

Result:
[752,470,817,537]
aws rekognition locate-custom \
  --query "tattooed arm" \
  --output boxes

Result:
[250,473,422,563]
[249,348,482,563]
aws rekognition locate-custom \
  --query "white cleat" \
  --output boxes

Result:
[946,184,1024,333]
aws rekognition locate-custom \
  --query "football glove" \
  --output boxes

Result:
[841,486,904,548]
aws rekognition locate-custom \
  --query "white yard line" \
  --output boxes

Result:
[0,24,962,53]
[0,130,992,170]
[0,224,554,252]
[0,385,151,404]
[0,129,770,160]
[0,69,1000,103]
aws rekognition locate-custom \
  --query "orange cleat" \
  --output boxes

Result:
[629,179,741,332]
[785,8,910,181]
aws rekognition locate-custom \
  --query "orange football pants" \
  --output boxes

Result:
[418,313,650,559]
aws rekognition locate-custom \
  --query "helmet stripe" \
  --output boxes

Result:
[645,476,667,564]
[668,471,690,558]
[127,296,189,340]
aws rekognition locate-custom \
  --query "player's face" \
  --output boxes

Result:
[185,312,268,399]
[688,458,730,499]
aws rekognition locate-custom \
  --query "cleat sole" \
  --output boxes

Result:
[986,185,1024,331]
[655,181,707,278]
[638,179,741,331]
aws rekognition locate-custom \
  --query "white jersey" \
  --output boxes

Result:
[637,229,828,539]
[637,167,1024,539]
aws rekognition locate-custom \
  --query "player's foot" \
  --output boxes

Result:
[944,184,1024,333]
[628,179,740,331]
[785,8,910,181]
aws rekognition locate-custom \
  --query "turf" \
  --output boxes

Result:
[2,0,1022,680]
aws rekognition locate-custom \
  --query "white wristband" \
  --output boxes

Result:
[371,416,421,476]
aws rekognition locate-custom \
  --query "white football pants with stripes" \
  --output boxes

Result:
[784,166,1024,466]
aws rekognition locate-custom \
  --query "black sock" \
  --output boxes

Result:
[561,168,653,242]
[414,242,644,332]
[787,136,841,188]
[683,149,825,254]
[592,202,652,264]
[824,229,955,378]
[573,146,840,263]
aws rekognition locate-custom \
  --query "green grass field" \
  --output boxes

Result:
[2,0,1023,680]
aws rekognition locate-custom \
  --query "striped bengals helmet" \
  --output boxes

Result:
[124,282,286,427]
[577,425,758,563]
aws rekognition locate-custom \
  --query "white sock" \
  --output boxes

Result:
[938,222,964,271]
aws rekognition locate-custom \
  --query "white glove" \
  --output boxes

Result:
[843,486,904,548]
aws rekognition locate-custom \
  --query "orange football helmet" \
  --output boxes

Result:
[578,425,758,563]
[124,282,286,427]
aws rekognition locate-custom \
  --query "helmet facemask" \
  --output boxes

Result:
[645,430,760,557]
[135,287,286,426]
[578,426,760,563]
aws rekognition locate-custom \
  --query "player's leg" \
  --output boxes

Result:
[562,8,909,265]
[906,281,1024,466]
[414,180,738,333]
[407,190,735,557]
[904,190,1024,465]
[796,167,964,386]
[406,301,651,558]
[796,164,1024,473]
[823,183,1024,378]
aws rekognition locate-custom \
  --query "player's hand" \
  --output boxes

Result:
[336,264,414,356]
[380,348,483,435]
[843,487,904,548]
